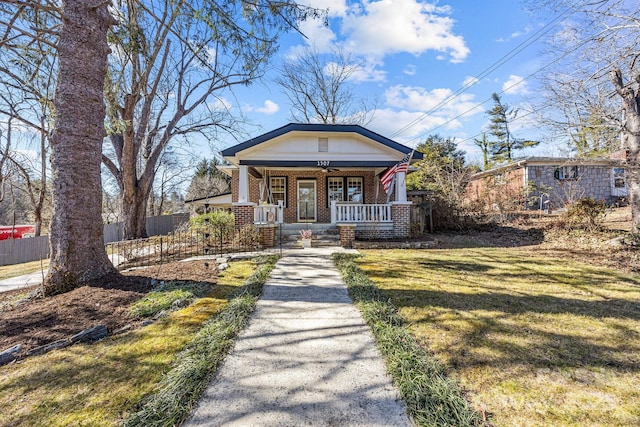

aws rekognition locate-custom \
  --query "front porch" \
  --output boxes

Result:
[246,200,411,244]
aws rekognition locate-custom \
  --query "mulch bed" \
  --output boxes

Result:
[0,260,218,356]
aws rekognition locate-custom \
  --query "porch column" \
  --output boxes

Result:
[238,165,250,203]
[395,171,407,202]
[391,201,411,239]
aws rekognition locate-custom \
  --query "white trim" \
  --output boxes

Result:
[297,180,317,222]
[238,165,249,203]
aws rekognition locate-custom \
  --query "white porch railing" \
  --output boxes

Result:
[254,202,284,224]
[331,201,392,223]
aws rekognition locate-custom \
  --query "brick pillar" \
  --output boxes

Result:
[258,224,276,248]
[233,203,255,229]
[337,224,356,248]
[391,202,411,239]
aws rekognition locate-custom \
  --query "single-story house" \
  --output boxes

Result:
[465,155,628,211]
[214,123,423,240]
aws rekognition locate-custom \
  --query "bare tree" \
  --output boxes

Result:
[102,1,324,239]
[275,46,376,124]
[531,0,640,229]
[0,5,56,236]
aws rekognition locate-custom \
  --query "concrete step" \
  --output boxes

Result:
[279,223,339,238]
[280,236,341,248]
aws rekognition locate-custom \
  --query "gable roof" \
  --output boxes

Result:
[220,123,423,159]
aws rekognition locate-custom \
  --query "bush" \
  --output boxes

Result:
[563,197,606,231]
[190,211,234,228]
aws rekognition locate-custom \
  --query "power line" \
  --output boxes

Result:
[389,1,583,141]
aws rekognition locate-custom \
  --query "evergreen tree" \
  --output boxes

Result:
[186,158,231,200]
[486,93,538,162]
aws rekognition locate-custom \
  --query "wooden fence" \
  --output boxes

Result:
[0,236,50,266]
[0,214,190,266]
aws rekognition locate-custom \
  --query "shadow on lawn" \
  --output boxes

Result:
[433,226,545,249]
[380,286,640,373]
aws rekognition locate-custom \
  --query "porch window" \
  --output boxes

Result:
[269,177,287,207]
[328,177,344,203]
[347,177,363,203]
[613,167,626,188]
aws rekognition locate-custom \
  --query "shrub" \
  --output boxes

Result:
[190,211,234,229]
[563,197,606,231]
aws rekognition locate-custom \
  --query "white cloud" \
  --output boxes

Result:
[502,74,529,95]
[209,97,232,112]
[369,108,455,145]
[384,84,480,118]
[300,0,349,18]
[496,25,532,42]
[462,76,479,87]
[295,18,338,54]
[252,100,280,115]
[403,64,417,76]
[344,58,387,82]
[341,0,469,62]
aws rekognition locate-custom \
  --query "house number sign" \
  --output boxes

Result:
[317,160,331,166]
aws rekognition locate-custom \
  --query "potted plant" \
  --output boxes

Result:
[299,229,312,248]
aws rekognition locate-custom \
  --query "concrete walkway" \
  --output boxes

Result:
[186,247,411,427]
[0,271,45,293]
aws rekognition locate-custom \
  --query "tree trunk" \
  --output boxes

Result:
[122,186,150,239]
[45,0,117,295]
[610,69,640,232]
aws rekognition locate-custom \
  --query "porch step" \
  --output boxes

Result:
[277,224,340,248]
[279,234,341,248]
[279,223,339,238]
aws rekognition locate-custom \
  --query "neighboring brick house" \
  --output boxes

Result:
[465,156,628,211]
[213,123,423,239]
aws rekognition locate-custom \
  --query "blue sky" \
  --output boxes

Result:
[215,0,565,165]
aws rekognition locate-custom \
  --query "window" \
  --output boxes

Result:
[326,177,364,205]
[318,137,328,152]
[613,167,626,188]
[327,177,344,203]
[347,177,363,203]
[554,166,578,180]
[269,177,287,207]
[494,173,506,185]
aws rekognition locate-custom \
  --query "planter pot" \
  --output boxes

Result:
[301,238,312,248]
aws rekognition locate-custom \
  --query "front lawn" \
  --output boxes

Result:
[0,257,275,427]
[356,248,640,427]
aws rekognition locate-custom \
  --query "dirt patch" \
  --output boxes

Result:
[0,260,218,356]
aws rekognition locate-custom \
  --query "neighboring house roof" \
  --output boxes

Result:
[220,123,423,163]
[469,156,626,180]
[184,192,232,207]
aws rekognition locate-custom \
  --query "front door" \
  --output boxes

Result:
[297,180,317,222]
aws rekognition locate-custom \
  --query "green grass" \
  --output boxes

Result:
[333,253,484,427]
[354,248,640,427]
[125,255,277,427]
[129,281,212,318]
[0,257,276,427]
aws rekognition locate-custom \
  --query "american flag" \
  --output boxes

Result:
[380,150,413,193]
